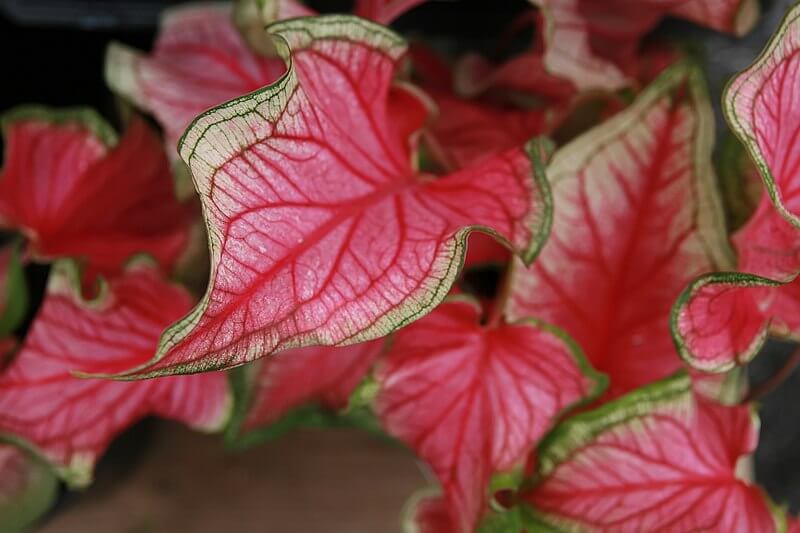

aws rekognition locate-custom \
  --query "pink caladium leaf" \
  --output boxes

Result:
[521,372,783,532]
[113,16,552,378]
[672,196,800,372]
[725,2,800,229]
[375,297,605,532]
[106,3,287,161]
[533,0,759,91]
[0,261,230,487]
[426,92,558,169]
[0,446,58,531]
[237,340,383,434]
[241,0,425,26]
[0,108,190,277]
[508,63,731,398]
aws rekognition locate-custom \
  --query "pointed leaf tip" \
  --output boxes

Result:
[116,15,552,378]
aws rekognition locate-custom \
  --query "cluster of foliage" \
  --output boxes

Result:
[1,0,800,530]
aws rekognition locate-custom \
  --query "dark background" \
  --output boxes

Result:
[2,0,799,529]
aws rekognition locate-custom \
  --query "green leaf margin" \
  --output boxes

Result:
[112,15,555,379]
[723,1,800,229]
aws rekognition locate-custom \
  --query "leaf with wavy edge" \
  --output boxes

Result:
[671,5,800,371]
[672,196,800,372]
[106,4,287,163]
[375,297,605,532]
[533,0,759,91]
[0,261,230,487]
[508,63,731,398]
[522,373,783,532]
[110,16,552,379]
[725,2,800,229]
[353,0,426,24]
[0,108,190,276]
[237,340,382,433]
[0,446,58,532]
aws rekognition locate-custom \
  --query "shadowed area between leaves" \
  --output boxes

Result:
[38,422,425,533]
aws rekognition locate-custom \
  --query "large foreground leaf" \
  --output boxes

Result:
[116,16,551,378]
[0,108,190,276]
[522,373,782,532]
[375,298,604,532]
[0,262,230,486]
[508,63,730,398]
[533,0,758,90]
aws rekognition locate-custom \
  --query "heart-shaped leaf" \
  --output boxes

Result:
[0,446,58,532]
[0,262,230,487]
[0,108,190,276]
[533,0,758,91]
[375,297,605,532]
[106,3,287,162]
[522,372,783,532]
[117,16,552,378]
[508,63,731,398]
[724,2,800,228]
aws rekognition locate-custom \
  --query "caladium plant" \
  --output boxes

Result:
[6,0,800,530]
[108,16,552,379]
[375,297,604,531]
[507,61,731,399]
[0,261,230,487]
[673,3,800,372]
[0,108,191,278]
